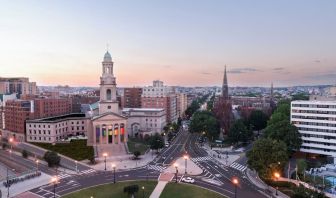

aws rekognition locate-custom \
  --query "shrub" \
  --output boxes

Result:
[22,149,29,158]
[43,151,61,167]
[133,151,141,159]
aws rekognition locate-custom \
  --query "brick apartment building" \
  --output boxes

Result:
[141,80,177,123]
[122,87,142,108]
[1,97,72,141]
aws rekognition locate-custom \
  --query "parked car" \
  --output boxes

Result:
[181,177,195,183]
[165,143,170,147]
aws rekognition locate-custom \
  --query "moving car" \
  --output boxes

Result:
[181,177,195,183]
[165,143,170,147]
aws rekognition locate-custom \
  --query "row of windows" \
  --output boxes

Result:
[292,104,336,108]
[292,115,336,121]
[301,146,336,153]
[303,140,336,147]
[28,126,85,135]
[298,127,336,133]
[28,121,85,128]
[292,110,336,115]
[302,134,336,139]
[294,121,336,127]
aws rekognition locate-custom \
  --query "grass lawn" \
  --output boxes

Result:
[62,181,157,198]
[33,139,94,161]
[160,183,225,198]
[127,137,149,155]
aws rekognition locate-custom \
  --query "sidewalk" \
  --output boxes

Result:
[150,181,168,198]
[246,169,289,198]
[91,150,158,171]
[0,172,52,198]
[163,157,202,175]
[202,144,240,166]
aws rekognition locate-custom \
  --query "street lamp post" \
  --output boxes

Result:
[103,153,107,171]
[9,137,13,159]
[274,172,280,196]
[51,176,58,198]
[232,178,239,198]
[36,160,39,172]
[142,186,145,198]
[183,155,188,174]
[112,164,116,183]
[174,163,178,183]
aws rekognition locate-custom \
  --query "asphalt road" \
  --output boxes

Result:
[0,128,267,198]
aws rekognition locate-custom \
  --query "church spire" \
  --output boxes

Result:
[270,82,274,100]
[222,65,229,99]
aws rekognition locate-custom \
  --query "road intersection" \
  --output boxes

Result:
[2,127,267,198]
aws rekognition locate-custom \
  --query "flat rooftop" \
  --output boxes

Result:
[27,113,87,123]
[122,108,165,112]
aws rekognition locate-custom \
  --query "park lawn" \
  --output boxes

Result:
[160,183,225,198]
[62,181,157,198]
[127,137,149,155]
[33,139,94,161]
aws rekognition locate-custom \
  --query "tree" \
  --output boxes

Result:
[248,110,268,131]
[274,100,291,117]
[227,119,253,144]
[123,185,139,198]
[291,93,309,101]
[189,111,220,140]
[267,112,288,126]
[247,138,288,178]
[292,184,328,198]
[133,151,141,160]
[43,151,61,167]
[296,159,307,179]
[149,133,164,152]
[185,99,202,118]
[21,149,28,158]
[264,119,302,152]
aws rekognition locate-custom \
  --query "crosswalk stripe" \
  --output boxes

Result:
[230,162,247,172]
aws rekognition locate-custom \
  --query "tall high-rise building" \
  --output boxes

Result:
[141,80,177,123]
[291,100,336,163]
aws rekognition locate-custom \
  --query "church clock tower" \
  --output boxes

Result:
[98,51,119,114]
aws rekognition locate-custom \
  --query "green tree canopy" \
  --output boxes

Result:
[248,110,268,131]
[149,133,164,152]
[227,119,253,144]
[43,151,61,167]
[274,100,291,117]
[247,138,288,178]
[123,185,139,197]
[189,111,220,140]
[267,112,288,126]
[291,184,328,198]
[264,119,302,152]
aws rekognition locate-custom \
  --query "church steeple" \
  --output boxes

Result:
[222,65,229,100]
[99,51,119,114]
[270,82,274,100]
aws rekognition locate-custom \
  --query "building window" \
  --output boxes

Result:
[106,89,112,100]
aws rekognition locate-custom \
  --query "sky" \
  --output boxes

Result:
[0,0,336,87]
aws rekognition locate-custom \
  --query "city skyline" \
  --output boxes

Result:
[1,0,336,87]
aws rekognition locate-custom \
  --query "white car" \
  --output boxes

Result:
[181,177,195,183]
[165,143,170,147]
